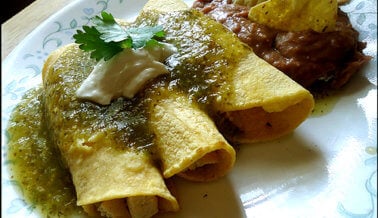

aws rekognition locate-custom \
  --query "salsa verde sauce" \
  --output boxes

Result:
[6,87,85,217]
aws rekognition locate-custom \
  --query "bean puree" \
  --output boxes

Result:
[192,0,371,91]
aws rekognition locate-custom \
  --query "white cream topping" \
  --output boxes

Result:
[76,43,176,105]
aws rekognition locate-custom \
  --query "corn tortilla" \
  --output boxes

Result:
[149,90,236,182]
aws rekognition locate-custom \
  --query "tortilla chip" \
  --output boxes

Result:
[233,0,266,7]
[248,0,338,32]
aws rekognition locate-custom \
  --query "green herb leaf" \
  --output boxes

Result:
[92,11,128,43]
[126,25,166,49]
[74,26,123,61]
[73,11,167,61]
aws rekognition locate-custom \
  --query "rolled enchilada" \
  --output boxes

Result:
[215,52,315,143]
[42,44,179,217]
[149,89,236,182]
[142,0,314,144]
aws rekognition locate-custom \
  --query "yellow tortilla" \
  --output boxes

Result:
[42,44,178,217]
[142,0,188,12]
[215,52,314,143]
[149,89,236,182]
[142,0,314,143]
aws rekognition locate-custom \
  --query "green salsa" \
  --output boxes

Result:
[137,10,249,105]
[6,87,85,217]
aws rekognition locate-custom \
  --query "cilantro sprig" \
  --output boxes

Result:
[73,11,166,61]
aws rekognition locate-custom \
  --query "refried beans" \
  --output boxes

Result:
[192,0,371,91]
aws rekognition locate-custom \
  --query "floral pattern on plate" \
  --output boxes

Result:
[1,0,377,217]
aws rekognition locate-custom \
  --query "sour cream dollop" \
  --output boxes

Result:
[76,43,177,105]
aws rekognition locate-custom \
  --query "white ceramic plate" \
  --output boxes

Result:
[2,0,377,217]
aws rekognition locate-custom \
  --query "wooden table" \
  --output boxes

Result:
[1,0,76,61]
